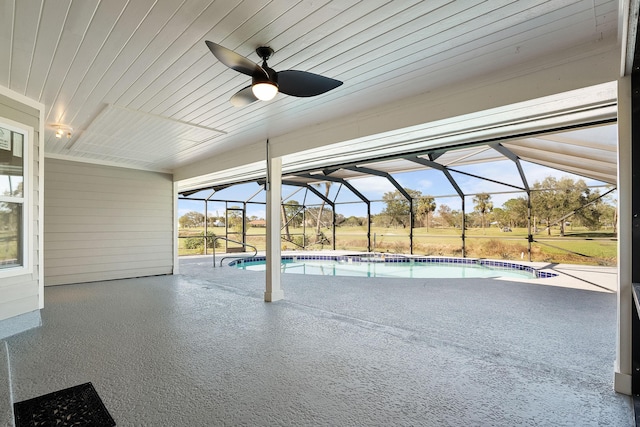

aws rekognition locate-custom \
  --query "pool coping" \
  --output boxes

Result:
[229,254,558,279]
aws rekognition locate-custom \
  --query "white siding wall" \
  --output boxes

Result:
[44,159,174,286]
[0,92,41,321]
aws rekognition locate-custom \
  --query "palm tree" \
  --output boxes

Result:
[473,193,493,233]
[415,195,436,231]
[314,182,332,243]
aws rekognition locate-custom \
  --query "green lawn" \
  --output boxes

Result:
[178,225,617,266]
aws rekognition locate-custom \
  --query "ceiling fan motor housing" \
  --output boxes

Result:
[256,46,274,61]
[254,47,278,86]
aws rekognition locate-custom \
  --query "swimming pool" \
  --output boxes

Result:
[230,254,557,279]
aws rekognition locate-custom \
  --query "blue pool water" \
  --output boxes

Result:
[231,255,557,279]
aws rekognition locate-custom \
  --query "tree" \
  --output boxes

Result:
[502,197,529,228]
[179,211,205,228]
[281,200,304,242]
[314,182,332,242]
[598,203,617,232]
[491,207,509,229]
[531,176,596,236]
[415,195,436,231]
[465,211,481,229]
[282,200,303,227]
[437,204,461,228]
[473,193,493,233]
[381,188,422,228]
[574,191,603,231]
[226,207,243,231]
[342,215,364,227]
[371,213,392,228]
[281,204,291,241]
[306,206,333,227]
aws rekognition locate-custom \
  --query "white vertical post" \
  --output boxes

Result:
[265,156,284,302]
[38,108,45,308]
[173,182,180,275]
[615,75,632,395]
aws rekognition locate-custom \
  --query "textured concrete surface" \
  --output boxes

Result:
[4,256,633,426]
[0,342,13,427]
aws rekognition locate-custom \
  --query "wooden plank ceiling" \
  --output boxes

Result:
[0,0,620,174]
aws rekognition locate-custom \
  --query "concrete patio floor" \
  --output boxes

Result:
[2,256,633,426]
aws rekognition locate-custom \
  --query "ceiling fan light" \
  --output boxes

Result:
[252,82,278,101]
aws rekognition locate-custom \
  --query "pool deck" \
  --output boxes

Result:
[2,254,631,426]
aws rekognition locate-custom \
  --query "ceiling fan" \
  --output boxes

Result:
[205,41,343,107]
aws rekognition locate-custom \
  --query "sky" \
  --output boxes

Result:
[178,159,616,220]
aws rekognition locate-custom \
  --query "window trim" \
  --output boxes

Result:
[0,118,32,279]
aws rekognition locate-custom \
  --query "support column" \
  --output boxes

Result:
[527,192,533,262]
[204,200,208,255]
[173,182,180,275]
[367,202,372,252]
[265,156,284,302]
[615,75,633,394]
[461,197,466,257]
[409,199,414,255]
[243,201,247,248]
[332,209,336,250]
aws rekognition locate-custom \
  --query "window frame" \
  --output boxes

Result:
[0,118,32,279]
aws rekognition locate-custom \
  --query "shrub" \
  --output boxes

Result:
[185,237,203,250]
[184,233,218,250]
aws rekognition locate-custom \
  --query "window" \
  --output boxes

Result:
[0,120,30,276]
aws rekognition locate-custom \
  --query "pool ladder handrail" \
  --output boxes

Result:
[212,237,258,267]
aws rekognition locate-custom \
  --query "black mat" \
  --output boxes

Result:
[14,382,115,427]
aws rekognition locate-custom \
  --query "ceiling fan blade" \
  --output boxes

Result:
[230,85,259,107]
[205,41,267,78]
[276,70,343,97]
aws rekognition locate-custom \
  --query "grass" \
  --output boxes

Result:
[178,225,618,266]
